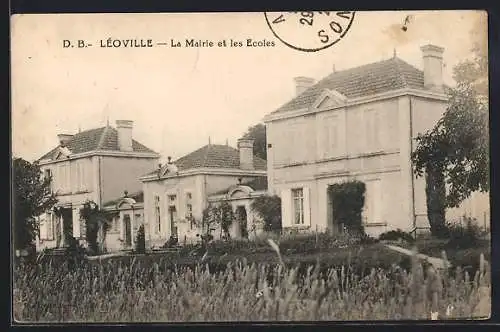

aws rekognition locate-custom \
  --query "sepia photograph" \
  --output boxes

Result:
[11,10,490,323]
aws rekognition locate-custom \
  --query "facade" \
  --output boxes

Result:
[263,44,490,237]
[36,120,159,251]
[207,177,268,240]
[102,191,145,252]
[140,139,267,248]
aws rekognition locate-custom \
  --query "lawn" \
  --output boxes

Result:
[13,233,491,322]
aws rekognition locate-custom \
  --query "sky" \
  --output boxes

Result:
[11,10,487,163]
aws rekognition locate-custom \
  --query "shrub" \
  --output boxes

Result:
[379,229,415,244]
[327,180,366,234]
[135,224,146,254]
[445,217,482,249]
[251,195,282,233]
[80,201,111,255]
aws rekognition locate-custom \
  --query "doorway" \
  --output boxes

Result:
[169,206,178,238]
[236,206,248,239]
[60,207,73,246]
[124,214,132,247]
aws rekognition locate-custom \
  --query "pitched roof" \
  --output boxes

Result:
[143,144,267,176]
[175,144,267,171]
[39,126,158,161]
[271,56,425,115]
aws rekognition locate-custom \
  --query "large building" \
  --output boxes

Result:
[36,120,159,251]
[263,44,490,237]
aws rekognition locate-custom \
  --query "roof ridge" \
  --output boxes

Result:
[96,126,110,150]
[202,144,211,167]
[393,57,408,87]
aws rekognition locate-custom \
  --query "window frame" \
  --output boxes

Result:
[291,188,305,225]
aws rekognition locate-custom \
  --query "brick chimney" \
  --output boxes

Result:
[293,76,315,96]
[116,120,133,152]
[420,44,445,92]
[57,134,73,147]
[237,138,254,170]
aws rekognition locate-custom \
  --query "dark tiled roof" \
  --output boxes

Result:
[146,144,267,175]
[103,190,144,208]
[271,56,425,115]
[175,144,267,171]
[212,177,268,196]
[39,126,158,161]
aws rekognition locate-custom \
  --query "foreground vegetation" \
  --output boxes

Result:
[14,240,490,322]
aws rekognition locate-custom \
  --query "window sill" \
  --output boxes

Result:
[363,222,387,227]
[284,225,311,230]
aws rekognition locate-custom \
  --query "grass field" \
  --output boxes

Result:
[13,235,491,322]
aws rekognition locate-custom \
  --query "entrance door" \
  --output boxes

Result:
[236,206,248,238]
[124,214,132,246]
[61,208,73,246]
[169,206,178,238]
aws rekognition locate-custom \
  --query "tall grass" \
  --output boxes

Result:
[13,251,490,322]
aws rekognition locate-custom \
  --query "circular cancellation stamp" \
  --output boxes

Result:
[264,11,356,52]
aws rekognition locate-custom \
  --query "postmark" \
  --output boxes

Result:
[264,11,356,52]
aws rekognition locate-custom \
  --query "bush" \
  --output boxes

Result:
[445,217,482,249]
[162,235,179,248]
[328,180,366,234]
[135,224,146,254]
[379,229,415,244]
[251,195,282,233]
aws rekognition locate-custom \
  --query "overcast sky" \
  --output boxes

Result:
[11,10,486,163]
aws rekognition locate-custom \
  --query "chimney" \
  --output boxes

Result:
[57,134,73,147]
[420,44,445,92]
[237,138,255,170]
[293,76,315,96]
[116,120,133,152]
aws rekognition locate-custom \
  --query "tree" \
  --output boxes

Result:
[242,123,267,160]
[79,201,111,255]
[135,224,146,253]
[411,24,488,235]
[201,202,234,242]
[13,158,58,250]
[250,195,282,233]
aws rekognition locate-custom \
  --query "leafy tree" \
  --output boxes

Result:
[242,123,267,160]
[201,202,234,241]
[79,201,111,255]
[250,195,282,233]
[411,25,488,236]
[13,158,58,250]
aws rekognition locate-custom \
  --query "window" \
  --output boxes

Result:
[292,188,304,225]
[186,192,192,200]
[44,169,52,181]
[154,195,161,233]
[186,203,194,229]
[169,195,177,202]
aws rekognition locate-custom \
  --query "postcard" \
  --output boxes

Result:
[11,11,490,323]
